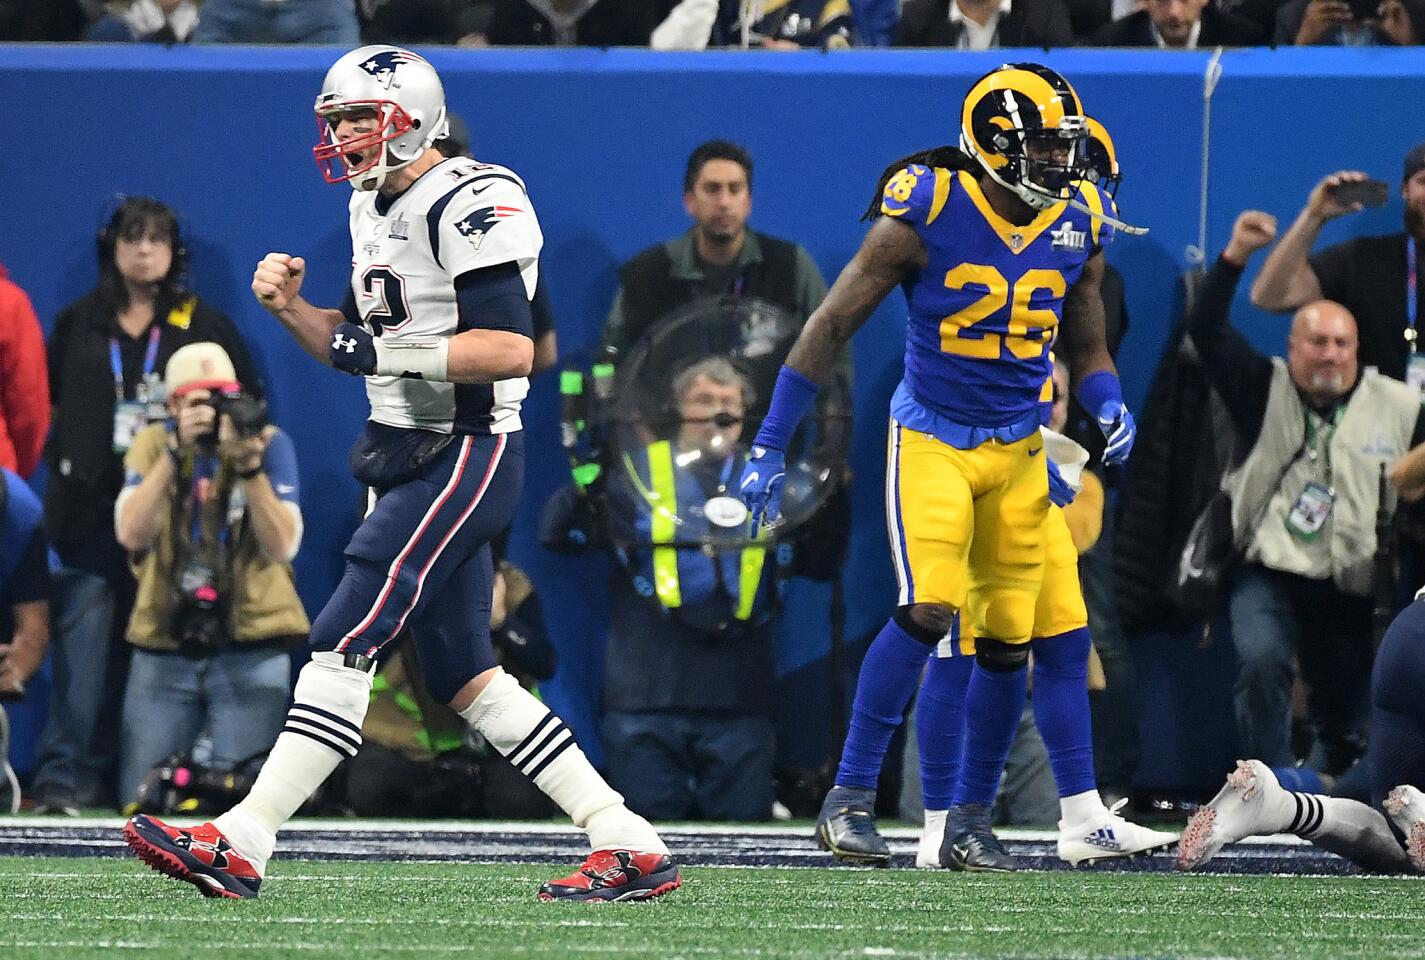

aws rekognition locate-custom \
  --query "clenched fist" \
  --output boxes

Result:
[1224,210,1278,265]
[252,253,307,313]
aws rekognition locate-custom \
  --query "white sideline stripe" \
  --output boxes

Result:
[0,817,1314,845]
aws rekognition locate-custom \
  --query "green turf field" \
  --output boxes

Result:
[1,857,1420,959]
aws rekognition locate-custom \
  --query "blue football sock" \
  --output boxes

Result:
[1272,764,1327,795]
[835,618,932,790]
[1031,627,1097,799]
[916,654,974,811]
[952,657,1029,807]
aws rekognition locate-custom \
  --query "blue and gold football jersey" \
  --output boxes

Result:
[880,164,1115,443]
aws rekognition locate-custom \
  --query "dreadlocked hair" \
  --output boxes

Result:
[862,146,979,221]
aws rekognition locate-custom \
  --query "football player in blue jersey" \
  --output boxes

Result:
[1179,587,1425,874]
[806,119,1174,871]
[740,63,1137,872]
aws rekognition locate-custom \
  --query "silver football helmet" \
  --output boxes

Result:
[313,45,449,192]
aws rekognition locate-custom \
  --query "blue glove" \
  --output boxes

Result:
[738,445,787,528]
[1096,400,1136,466]
[1046,458,1076,507]
[330,322,377,376]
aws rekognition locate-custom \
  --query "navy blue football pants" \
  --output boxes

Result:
[309,432,523,704]
[1369,597,1425,812]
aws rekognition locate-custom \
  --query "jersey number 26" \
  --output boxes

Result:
[939,265,1064,361]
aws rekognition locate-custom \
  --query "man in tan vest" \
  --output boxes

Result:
[1190,211,1425,779]
[113,342,308,809]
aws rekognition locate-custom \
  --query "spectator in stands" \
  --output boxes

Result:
[1275,0,1422,44]
[1061,0,1135,42]
[601,140,828,363]
[346,558,556,818]
[357,0,489,44]
[37,197,261,811]
[0,0,86,39]
[544,358,782,820]
[1252,149,1425,389]
[481,0,657,45]
[87,0,198,42]
[711,0,855,46]
[650,0,718,47]
[893,0,1073,48]
[113,342,307,809]
[1190,209,1425,777]
[1092,0,1265,44]
[0,469,51,706]
[851,0,900,44]
[0,265,47,481]
[191,0,359,43]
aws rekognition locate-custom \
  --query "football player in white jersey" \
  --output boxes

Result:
[123,45,680,904]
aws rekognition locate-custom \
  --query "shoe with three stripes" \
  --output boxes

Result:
[1056,798,1179,866]
[1177,759,1292,871]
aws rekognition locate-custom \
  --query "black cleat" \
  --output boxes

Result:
[815,785,892,866]
[941,803,1019,873]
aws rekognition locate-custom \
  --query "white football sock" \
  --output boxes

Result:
[214,652,373,872]
[459,668,667,855]
[1289,793,1414,874]
[1060,789,1109,825]
[918,809,948,868]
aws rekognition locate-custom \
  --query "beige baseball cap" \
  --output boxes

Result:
[165,342,239,396]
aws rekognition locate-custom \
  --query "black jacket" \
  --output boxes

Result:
[894,0,1074,46]
[1092,6,1265,45]
[1112,270,1241,631]
[44,290,261,548]
[486,0,657,45]
[1310,232,1419,383]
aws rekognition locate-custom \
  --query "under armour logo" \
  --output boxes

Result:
[333,335,358,353]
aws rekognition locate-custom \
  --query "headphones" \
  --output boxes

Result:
[96,194,189,282]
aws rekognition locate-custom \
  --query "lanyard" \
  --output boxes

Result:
[1304,406,1342,487]
[186,453,233,551]
[109,326,161,400]
[1408,236,1418,354]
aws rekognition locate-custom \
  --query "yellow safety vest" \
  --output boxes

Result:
[645,440,768,621]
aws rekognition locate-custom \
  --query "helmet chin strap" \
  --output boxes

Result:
[973,145,1151,235]
[1065,197,1149,236]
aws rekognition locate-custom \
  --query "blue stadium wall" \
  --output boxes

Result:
[3,46,1422,792]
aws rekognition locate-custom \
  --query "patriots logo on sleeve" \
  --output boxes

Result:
[359,50,424,90]
[453,205,522,251]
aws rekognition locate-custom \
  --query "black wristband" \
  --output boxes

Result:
[236,464,263,480]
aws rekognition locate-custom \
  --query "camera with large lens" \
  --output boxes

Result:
[173,560,228,657]
[201,388,267,443]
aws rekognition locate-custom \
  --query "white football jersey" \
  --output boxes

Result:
[346,157,542,435]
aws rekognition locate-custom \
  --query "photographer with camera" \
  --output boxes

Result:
[113,342,307,809]
[35,196,262,813]
[1276,0,1421,44]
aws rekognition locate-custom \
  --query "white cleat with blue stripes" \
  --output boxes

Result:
[1057,798,1179,866]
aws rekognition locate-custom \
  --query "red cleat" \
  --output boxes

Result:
[538,849,681,902]
[123,814,263,899]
